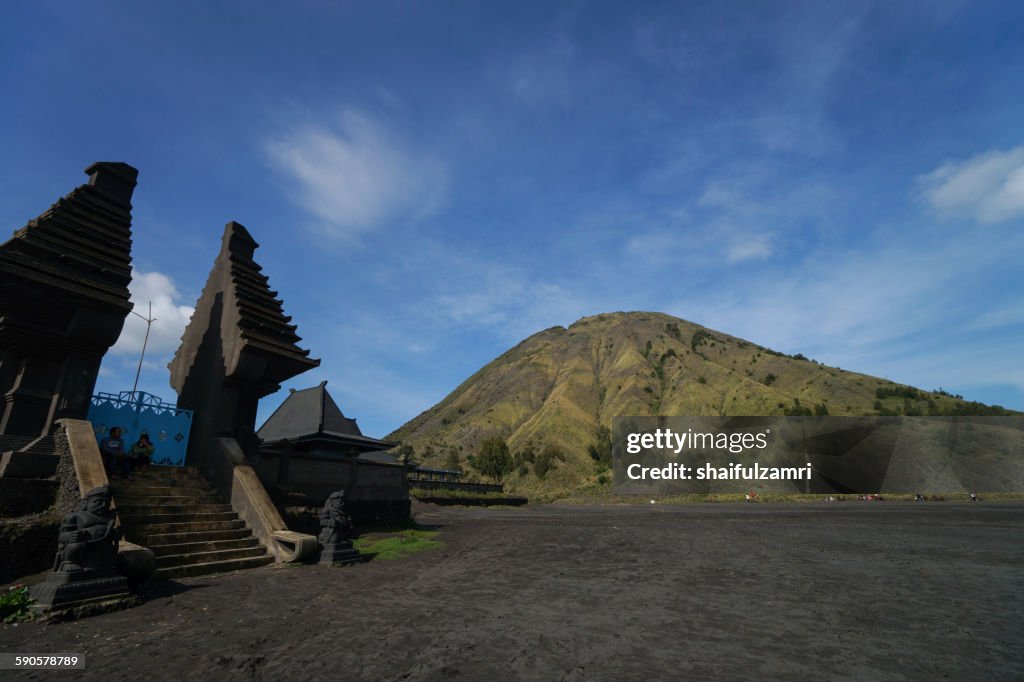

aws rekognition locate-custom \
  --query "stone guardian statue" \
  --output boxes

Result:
[318,490,361,565]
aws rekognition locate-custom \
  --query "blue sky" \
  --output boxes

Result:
[3,1,1023,436]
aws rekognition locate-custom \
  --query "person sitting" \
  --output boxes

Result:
[99,427,126,477]
[129,434,155,470]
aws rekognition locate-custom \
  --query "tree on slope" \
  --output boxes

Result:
[477,436,513,482]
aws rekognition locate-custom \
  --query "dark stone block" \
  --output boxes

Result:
[0,514,61,584]
[0,479,59,516]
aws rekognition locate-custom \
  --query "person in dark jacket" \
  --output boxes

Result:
[129,433,155,470]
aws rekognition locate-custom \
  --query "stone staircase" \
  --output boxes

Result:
[111,465,274,579]
[0,433,61,516]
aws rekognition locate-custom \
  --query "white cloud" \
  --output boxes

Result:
[265,110,447,238]
[110,270,195,359]
[435,269,586,343]
[919,146,1024,223]
[726,234,773,263]
[666,223,1024,395]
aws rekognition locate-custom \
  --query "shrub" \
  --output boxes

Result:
[691,329,713,351]
[444,447,462,473]
[534,444,564,480]
[784,399,812,416]
[876,386,921,400]
[0,586,34,623]
[587,425,612,467]
[477,436,513,482]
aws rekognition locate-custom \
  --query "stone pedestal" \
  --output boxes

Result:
[320,541,362,565]
[31,572,130,609]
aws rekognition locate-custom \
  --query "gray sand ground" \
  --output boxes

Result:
[3,502,1023,680]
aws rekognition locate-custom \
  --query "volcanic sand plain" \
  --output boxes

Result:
[4,502,1023,680]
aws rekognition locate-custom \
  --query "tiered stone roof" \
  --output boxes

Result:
[222,223,315,368]
[0,163,136,355]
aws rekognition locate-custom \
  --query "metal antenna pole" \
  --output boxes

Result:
[130,301,157,395]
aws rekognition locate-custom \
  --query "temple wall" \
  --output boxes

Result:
[255,450,408,505]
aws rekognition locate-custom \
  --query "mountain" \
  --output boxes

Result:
[387,311,1016,493]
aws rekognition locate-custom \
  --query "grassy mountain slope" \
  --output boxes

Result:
[388,311,1015,494]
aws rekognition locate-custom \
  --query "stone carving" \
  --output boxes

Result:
[31,485,131,608]
[53,485,120,575]
[318,490,361,565]
[319,491,354,545]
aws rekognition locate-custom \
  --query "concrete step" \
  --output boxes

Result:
[0,435,35,453]
[114,494,222,507]
[150,537,261,557]
[154,553,274,580]
[112,486,219,498]
[154,465,201,475]
[122,511,239,525]
[0,451,60,478]
[127,466,205,479]
[20,435,57,457]
[123,475,208,487]
[157,545,269,568]
[127,519,246,537]
[116,503,233,515]
[143,528,254,546]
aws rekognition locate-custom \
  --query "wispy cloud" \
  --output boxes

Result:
[264,110,447,238]
[427,253,594,343]
[110,270,195,359]
[919,146,1024,224]
[726,233,774,263]
[966,301,1024,332]
[667,223,1024,392]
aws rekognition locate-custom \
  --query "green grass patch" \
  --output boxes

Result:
[353,529,444,561]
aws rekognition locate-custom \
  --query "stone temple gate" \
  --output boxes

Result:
[168,221,321,467]
[0,162,137,438]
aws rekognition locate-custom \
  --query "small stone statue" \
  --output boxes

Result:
[32,485,131,609]
[318,490,354,546]
[318,490,361,565]
[54,485,121,577]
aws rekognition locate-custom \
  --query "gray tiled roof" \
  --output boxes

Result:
[257,381,394,452]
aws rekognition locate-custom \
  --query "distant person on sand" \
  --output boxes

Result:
[129,433,154,470]
[100,426,131,479]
